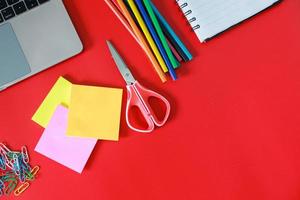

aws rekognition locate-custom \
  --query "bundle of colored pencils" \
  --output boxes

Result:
[105,0,193,83]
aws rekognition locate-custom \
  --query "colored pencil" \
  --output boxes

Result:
[105,0,139,44]
[143,0,180,69]
[126,0,169,73]
[123,0,182,63]
[167,38,182,62]
[115,0,167,82]
[124,0,140,28]
[135,0,177,80]
[111,0,122,11]
[114,0,182,64]
[150,1,193,61]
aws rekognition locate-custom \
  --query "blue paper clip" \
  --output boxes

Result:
[0,154,6,170]
[15,153,31,183]
[0,179,4,189]
[13,154,21,176]
[0,143,39,197]
[0,179,5,196]
[19,168,26,183]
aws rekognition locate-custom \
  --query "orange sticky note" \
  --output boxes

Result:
[66,84,123,141]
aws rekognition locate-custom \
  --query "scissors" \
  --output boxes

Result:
[106,40,171,133]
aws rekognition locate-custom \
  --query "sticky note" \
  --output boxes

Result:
[32,77,72,128]
[66,84,123,141]
[35,105,97,173]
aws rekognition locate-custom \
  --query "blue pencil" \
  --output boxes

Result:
[134,0,178,81]
[150,1,193,62]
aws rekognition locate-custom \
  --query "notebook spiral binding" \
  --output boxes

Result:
[176,0,200,31]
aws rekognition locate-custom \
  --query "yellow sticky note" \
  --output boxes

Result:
[32,77,72,128]
[66,84,123,141]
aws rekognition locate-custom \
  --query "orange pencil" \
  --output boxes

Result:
[115,0,167,83]
[105,0,166,83]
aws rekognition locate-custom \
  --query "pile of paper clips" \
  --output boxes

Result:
[0,143,39,197]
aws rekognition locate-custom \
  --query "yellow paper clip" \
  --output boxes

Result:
[14,182,30,196]
[30,165,40,177]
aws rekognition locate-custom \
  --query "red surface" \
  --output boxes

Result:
[1,1,300,199]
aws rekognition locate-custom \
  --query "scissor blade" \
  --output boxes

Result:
[106,40,136,85]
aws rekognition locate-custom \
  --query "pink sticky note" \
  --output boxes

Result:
[35,105,97,173]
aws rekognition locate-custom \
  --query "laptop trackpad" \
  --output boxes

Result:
[0,23,31,86]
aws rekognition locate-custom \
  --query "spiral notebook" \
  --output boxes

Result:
[176,0,280,42]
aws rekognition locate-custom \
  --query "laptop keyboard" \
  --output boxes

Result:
[0,0,49,24]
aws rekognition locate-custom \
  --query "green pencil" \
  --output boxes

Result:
[143,0,180,69]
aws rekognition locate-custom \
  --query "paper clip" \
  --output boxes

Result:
[6,151,17,159]
[0,143,11,154]
[1,171,15,181]
[5,159,14,170]
[0,154,6,170]
[0,179,4,190]
[21,146,29,164]
[4,179,18,195]
[2,176,14,183]
[0,180,4,197]
[0,144,15,170]
[25,172,34,181]
[13,154,21,176]
[0,144,39,197]
[19,169,26,183]
[14,182,30,196]
[24,170,34,181]
[24,165,34,181]
[30,166,40,177]
[4,152,14,170]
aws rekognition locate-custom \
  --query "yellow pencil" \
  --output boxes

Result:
[126,0,168,73]
[116,0,167,83]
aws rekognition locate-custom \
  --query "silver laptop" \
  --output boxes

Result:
[0,0,82,91]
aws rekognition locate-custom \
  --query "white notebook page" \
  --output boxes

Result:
[177,0,280,42]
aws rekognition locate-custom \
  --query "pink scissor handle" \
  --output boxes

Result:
[126,81,171,133]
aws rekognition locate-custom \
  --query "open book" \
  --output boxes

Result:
[176,0,280,42]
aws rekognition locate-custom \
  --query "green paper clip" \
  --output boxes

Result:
[4,179,18,195]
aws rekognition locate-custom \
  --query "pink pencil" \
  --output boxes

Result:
[105,0,140,45]
[111,0,123,15]
[105,0,167,82]
[167,38,182,62]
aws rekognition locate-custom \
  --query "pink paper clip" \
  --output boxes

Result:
[21,146,29,163]
[5,159,14,170]
[0,143,11,155]
[0,143,13,169]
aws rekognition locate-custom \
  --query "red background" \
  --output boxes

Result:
[1,0,300,199]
